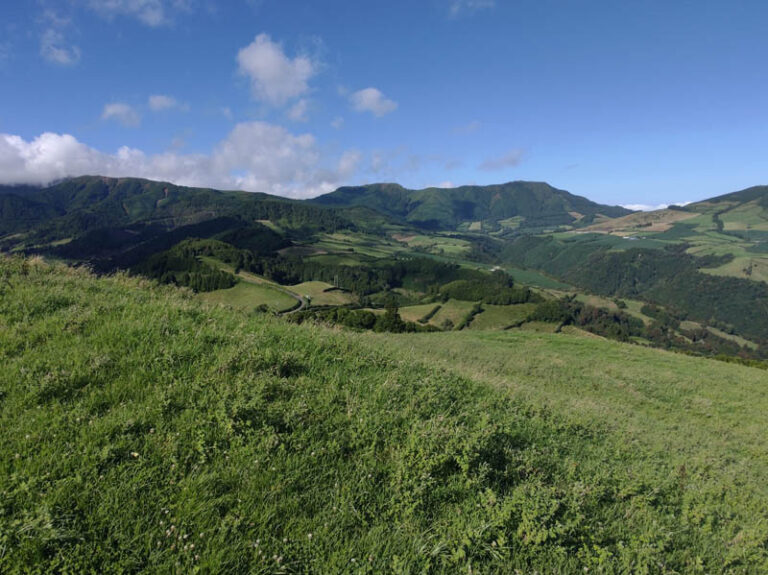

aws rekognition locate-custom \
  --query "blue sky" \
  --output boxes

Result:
[0,1,766,206]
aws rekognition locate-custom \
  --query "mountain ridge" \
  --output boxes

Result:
[311,180,632,230]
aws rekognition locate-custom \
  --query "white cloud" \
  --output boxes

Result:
[337,150,361,177]
[448,0,495,17]
[479,149,524,171]
[331,116,344,129]
[621,201,691,212]
[40,28,80,66]
[148,94,187,111]
[237,33,316,106]
[101,103,141,127]
[349,88,397,117]
[436,181,455,188]
[287,99,309,122]
[0,123,359,199]
[87,0,188,27]
[148,94,176,111]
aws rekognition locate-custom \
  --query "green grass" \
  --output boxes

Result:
[304,253,366,267]
[468,304,536,330]
[505,266,572,289]
[199,281,299,313]
[289,281,357,306]
[399,303,442,323]
[393,234,472,256]
[314,232,402,259]
[3,257,768,573]
[430,299,476,329]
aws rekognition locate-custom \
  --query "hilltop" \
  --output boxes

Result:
[312,181,632,230]
[2,257,768,573]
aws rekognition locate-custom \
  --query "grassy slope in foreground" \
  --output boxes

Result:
[2,259,768,573]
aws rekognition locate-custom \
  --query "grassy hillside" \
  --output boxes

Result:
[3,257,768,573]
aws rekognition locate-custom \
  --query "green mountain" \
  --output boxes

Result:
[0,176,359,267]
[311,181,632,230]
[2,175,766,354]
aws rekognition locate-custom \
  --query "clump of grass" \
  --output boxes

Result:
[1,256,767,573]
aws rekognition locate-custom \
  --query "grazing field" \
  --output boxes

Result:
[468,303,536,330]
[3,257,768,573]
[314,232,402,258]
[429,299,477,329]
[518,320,560,333]
[701,255,768,283]
[398,302,441,323]
[289,281,357,306]
[505,266,572,289]
[200,281,299,312]
[393,234,472,256]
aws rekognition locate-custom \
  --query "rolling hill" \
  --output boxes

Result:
[3,257,768,573]
[2,176,766,357]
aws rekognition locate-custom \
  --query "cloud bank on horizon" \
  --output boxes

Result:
[1,1,766,203]
[0,125,360,199]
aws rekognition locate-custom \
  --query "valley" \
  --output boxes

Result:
[1,176,766,364]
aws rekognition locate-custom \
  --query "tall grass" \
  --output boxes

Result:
[1,257,767,573]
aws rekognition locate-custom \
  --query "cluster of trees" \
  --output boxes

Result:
[526,296,766,360]
[503,235,768,345]
[438,277,539,304]
[131,244,236,292]
[240,254,512,297]
[288,304,438,333]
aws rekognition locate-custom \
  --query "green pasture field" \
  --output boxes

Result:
[314,232,402,258]
[199,281,299,313]
[289,281,357,306]
[3,257,768,573]
[398,303,441,323]
[429,299,476,329]
[394,234,472,256]
[468,304,536,330]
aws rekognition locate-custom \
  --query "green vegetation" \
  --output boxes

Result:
[468,304,537,330]
[289,281,356,306]
[312,181,630,230]
[1,176,765,364]
[199,281,299,313]
[4,258,768,572]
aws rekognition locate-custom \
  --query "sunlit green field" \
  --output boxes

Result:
[468,304,536,330]
[3,257,768,573]
[200,281,298,312]
[289,281,357,306]
[398,302,441,323]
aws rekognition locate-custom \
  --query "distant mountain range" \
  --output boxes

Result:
[0,177,631,237]
[1,175,766,348]
[311,181,631,230]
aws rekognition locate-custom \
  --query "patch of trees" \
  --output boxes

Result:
[528,296,767,359]
[503,235,768,343]
[131,246,236,293]
[245,255,513,297]
[288,304,438,334]
[438,277,539,304]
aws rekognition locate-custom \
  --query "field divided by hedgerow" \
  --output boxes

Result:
[2,257,768,573]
